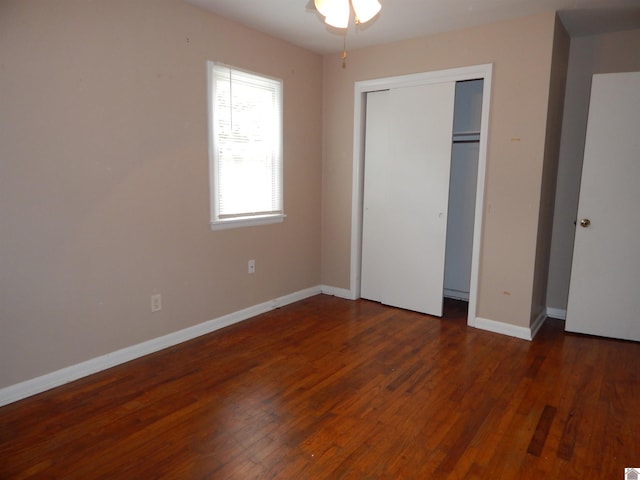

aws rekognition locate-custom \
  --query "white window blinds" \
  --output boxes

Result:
[208,62,284,229]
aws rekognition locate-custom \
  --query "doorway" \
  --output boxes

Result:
[350,65,493,327]
[565,71,640,341]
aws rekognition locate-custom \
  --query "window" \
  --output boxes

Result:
[207,61,284,230]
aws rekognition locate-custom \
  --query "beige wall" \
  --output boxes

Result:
[0,1,583,391]
[0,0,323,388]
[546,28,640,311]
[320,13,560,328]
[531,19,570,322]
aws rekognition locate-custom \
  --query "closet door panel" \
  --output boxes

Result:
[361,90,390,302]
[361,82,456,316]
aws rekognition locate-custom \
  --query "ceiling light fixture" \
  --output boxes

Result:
[314,0,382,29]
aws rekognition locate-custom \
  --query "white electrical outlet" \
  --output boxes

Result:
[248,259,255,274]
[151,293,162,313]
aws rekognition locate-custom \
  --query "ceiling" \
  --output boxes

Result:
[185,0,640,54]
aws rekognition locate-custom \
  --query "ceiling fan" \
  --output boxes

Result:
[307,0,382,29]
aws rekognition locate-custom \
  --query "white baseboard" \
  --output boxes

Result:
[529,311,547,339]
[321,285,354,299]
[444,288,470,301]
[0,286,323,407]
[475,313,547,341]
[1,288,564,407]
[545,307,567,320]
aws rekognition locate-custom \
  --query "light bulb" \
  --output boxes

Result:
[351,0,381,24]
[315,0,381,28]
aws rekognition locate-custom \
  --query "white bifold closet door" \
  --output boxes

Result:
[361,82,456,316]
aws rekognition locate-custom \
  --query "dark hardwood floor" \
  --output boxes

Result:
[1,294,639,479]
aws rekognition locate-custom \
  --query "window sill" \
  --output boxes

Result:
[210,214,286,231]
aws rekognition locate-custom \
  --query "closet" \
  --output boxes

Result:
[444,79,483,301]
[360,77,484,316]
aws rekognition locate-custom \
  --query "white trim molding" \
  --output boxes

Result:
[0,286,323,407]
[475,313,547,341]
[529,312,547,339]
[321,285,355,300]
[546,307,567,320]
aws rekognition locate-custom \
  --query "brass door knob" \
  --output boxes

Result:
[580,218,591,228]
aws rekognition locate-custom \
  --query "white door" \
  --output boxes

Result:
[361,82,456,316]
[565,72,640,341]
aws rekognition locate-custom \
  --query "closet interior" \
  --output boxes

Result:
[444,79,484,302]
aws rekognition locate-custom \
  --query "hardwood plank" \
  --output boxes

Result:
[434,396,496,474]
[1,295,639,479]
[527,405,557,456]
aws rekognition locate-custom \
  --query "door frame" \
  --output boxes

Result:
[349,64,493,327]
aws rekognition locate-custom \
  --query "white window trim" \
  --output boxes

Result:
[207,61,285,231]
[209,213,286,231]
